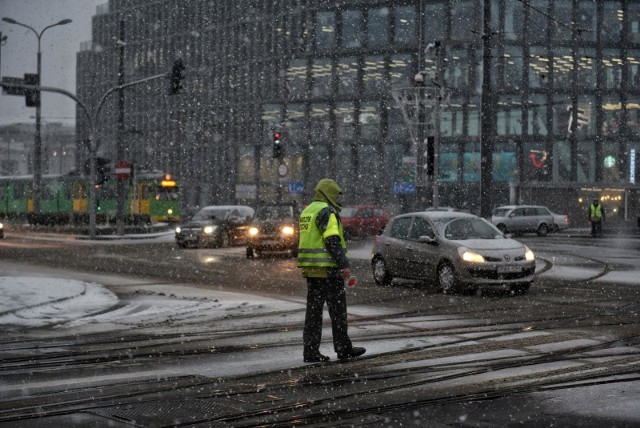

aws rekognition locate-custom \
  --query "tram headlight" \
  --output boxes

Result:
[204,226,214,235]
[167,208,173,216]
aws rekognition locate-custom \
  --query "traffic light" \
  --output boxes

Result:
[168,58,185,95]
[426,136,435,176]
[96,157,111,185]
[273,131,283,158]
[24,73,40,107]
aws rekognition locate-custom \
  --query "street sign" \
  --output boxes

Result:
[1,76,26,96]
[288,181,304,194]
[114,161,132,180]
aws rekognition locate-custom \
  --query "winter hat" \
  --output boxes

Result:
[314,178,343,211]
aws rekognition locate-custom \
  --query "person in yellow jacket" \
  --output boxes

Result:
[588,198,605,238]
[297,178,366,363]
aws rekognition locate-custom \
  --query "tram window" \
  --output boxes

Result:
[41,185,54,200]
[154,186,179,201]
[14,182,25,199]
[140,186,150,200]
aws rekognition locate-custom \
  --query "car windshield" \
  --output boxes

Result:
[443,218,502,240]
[192,208,231,222]
[255,206,294,220]
[492,208,511,217]
[341,207,358,217]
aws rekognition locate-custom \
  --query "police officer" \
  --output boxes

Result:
[589,198,605,237]
[297,178,366,363]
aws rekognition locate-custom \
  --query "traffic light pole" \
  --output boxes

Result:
[2,70,170,238]
[116,20,126,235]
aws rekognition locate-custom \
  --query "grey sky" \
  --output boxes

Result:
[0,0,104,126]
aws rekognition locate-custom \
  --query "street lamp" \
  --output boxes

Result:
[1,16,72,214]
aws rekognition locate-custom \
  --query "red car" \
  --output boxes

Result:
[340,205,390,239]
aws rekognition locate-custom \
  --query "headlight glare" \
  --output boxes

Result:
[525,246,535,262]
[204,226,214,234]
[248,227,259,236]
[459,247,485,263]
[281,226,295,236]
[175,227,181,234]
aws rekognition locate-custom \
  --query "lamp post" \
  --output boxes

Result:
[1,16,72,214]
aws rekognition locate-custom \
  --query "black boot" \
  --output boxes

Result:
[337,346,366,361]
[304,353,330,363]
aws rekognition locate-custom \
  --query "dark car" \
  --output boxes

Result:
[340,205,390,239]
[246,203,300,258]
[371,211,535,294]
[175,205,254,248]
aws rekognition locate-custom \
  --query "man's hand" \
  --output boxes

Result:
[340,268,351,279]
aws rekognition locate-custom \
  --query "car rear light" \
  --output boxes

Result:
[563,216,569,223]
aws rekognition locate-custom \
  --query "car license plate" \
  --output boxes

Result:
[497,265,521,273]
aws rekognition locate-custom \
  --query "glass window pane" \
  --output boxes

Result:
[527,95,548,136]
[603,49,623,90]
[529,46,550,89]
[528,0,548,44]
[310,103,331,144]
[553,139,572,182]
[337,56,358,95]
[451,0,475,41]
[311,58,333,98]
[394,6,416,45]
[285,104,307,144]
[341,10,362,49]
[423,2,446,41]
[389,54,412,89]
[368,7,389,48]
[315,11,335,51]
[360,101,381,140]
[335,102,355,141]
[363,55,386,96]
[553,0,573,41]
[577,1,597,42]
[286,58,307,99]
[447,48,469,89]
[602,1,622,44]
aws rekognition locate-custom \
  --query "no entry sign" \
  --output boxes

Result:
[114,161,132,180]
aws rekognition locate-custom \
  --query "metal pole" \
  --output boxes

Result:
[34,44,42,213]
[116,20,126,235]
[433,42,444,208]
[479,0,494,218]
[0,32,7,77]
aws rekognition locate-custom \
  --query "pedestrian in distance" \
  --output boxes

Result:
[589,198,605,238]
[297,178,366,363]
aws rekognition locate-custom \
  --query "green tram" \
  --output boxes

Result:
[0,173,181,225]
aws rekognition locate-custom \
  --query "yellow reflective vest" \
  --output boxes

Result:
[297,201,347,270]
[589,204,603,221]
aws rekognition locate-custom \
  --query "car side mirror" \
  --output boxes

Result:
[418,235,437,245]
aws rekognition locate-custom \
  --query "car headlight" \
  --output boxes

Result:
[248,227,259,237]
[525,246,535,262]
[204,226,214,235]
[281,226,295,236]
[458,247,485,263]
[175,226,181,234]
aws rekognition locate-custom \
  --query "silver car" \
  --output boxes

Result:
[491,205,555,237]
[371,212,535,294]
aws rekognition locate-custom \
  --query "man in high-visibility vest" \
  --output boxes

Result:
[589,198,605,237]
[297,178,366,363]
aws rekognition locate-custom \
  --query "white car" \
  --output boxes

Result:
[550,211,570,232]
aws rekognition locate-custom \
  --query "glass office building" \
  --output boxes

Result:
[77,0,640,222]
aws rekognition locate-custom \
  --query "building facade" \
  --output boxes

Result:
[76,0,640,222]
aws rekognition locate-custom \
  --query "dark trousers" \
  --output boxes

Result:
[303,277,353,356]
[591,219,602,237]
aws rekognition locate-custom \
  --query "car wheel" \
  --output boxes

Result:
[536,224,549,237]
[497,224,507,234]
[177,242,187,249]
[437,261,458,294]
[246,247,254,258]
[372,257,392,286]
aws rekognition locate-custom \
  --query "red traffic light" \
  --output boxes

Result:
[273,132,281,140]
